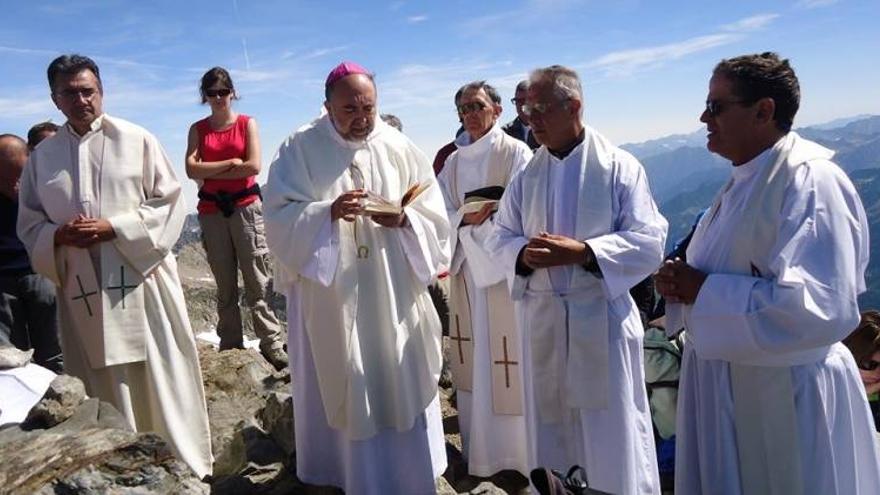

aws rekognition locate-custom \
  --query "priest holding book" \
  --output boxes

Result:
[437,80,532,478]
[262,61,451,495]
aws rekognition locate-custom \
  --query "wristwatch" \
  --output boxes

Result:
[582,241,602,276]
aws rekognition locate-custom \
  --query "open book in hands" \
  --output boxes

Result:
[358,181,432,216]
[457,185,505,216]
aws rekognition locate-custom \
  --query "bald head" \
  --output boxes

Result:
[0,134,28,200]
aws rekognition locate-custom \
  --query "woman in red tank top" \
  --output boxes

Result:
[184,67,287,370]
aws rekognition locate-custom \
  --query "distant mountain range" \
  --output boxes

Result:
[621,115,880,309]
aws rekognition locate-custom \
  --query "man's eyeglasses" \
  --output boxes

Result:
[205,88,232,98]
[522,100,567,117]
[56,88,98,101]
[859,359,880,372]
[510,97,526,106]
[457,101,487,115]
[705,99,750,117]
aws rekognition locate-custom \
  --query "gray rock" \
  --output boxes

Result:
[439,353,454,389]
[469,480,510,494]
[0,423,38,445]
[0,345,33,369]
[213,420,285,477]
[0,428,207,494]
[21,374,87,430]
[50,397,132,433]
[437,475,458,494]
[198,343,290,479]
[211,460,299,495]
[258,391,295,457]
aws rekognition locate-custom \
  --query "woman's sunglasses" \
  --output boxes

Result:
[205,88,232,98]
[858,359,880,371]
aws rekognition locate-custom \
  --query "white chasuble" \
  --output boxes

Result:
[264,115,450,440]
[490,126,667,494]
[33,116,151,369]
[439,126,531,415]
[17,115,213,478]
[669,133,880,495]
[264,115,450,494]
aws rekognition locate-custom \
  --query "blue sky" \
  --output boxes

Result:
[1,0,878,207]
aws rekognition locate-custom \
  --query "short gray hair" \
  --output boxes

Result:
[380,113,402,132]
[455,80,502,107]
[515,80,529,92]
[529,65,583,108]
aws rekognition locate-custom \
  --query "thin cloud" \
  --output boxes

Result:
[289,45,352,61]
[0,46,57,57]
[459,0,582,34]
[107,83,194,111]
[92,56,179,72]
[0,45,195,77]
[380,59,516,111]
[720,13,779,32]
[585,34,739,77]
[241,38,252,71]
[407,15,428,23]
[527,0,586,7]
[583,13,779,78]
[38,1,104,15]
[232,0,251,71]
[0,98,55,119]
[229,68,290,83]
[460,11,520,32]
[797,0,840,8]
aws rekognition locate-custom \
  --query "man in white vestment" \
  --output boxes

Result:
[262,61,450,495]
[656,52,880,495]
[438,80,532,477]
[16,54,213,478]
[489,65,666,494]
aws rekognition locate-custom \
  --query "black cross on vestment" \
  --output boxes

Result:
[72,274,98,317]
[493,336,519,389]
[449,314,471,365]
[107,266,138,309]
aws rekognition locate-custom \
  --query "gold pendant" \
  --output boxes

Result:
[357,245,370,259]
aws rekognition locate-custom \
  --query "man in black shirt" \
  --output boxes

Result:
[0,133,61,372]
[501,80,539,150]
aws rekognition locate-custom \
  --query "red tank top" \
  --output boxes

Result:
[196,114,258,215]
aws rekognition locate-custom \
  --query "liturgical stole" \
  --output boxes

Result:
[447,132,524,415]
[59,118,149,369]
[691,132,836,495]
[511,127,615,423]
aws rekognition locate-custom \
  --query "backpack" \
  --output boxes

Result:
[643,327,682,440]
[643,326,684,487]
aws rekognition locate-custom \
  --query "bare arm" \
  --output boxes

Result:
[210,118,261,180]
[184,123,240,180]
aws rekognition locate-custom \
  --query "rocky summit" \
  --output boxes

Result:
[0,235,526,494]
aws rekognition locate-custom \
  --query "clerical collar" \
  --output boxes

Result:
[454,124,499,158]
[547,129,586,160]
[731,134,787,182]
[66,114,105,138]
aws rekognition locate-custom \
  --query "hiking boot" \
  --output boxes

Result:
[261,346,289,371]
